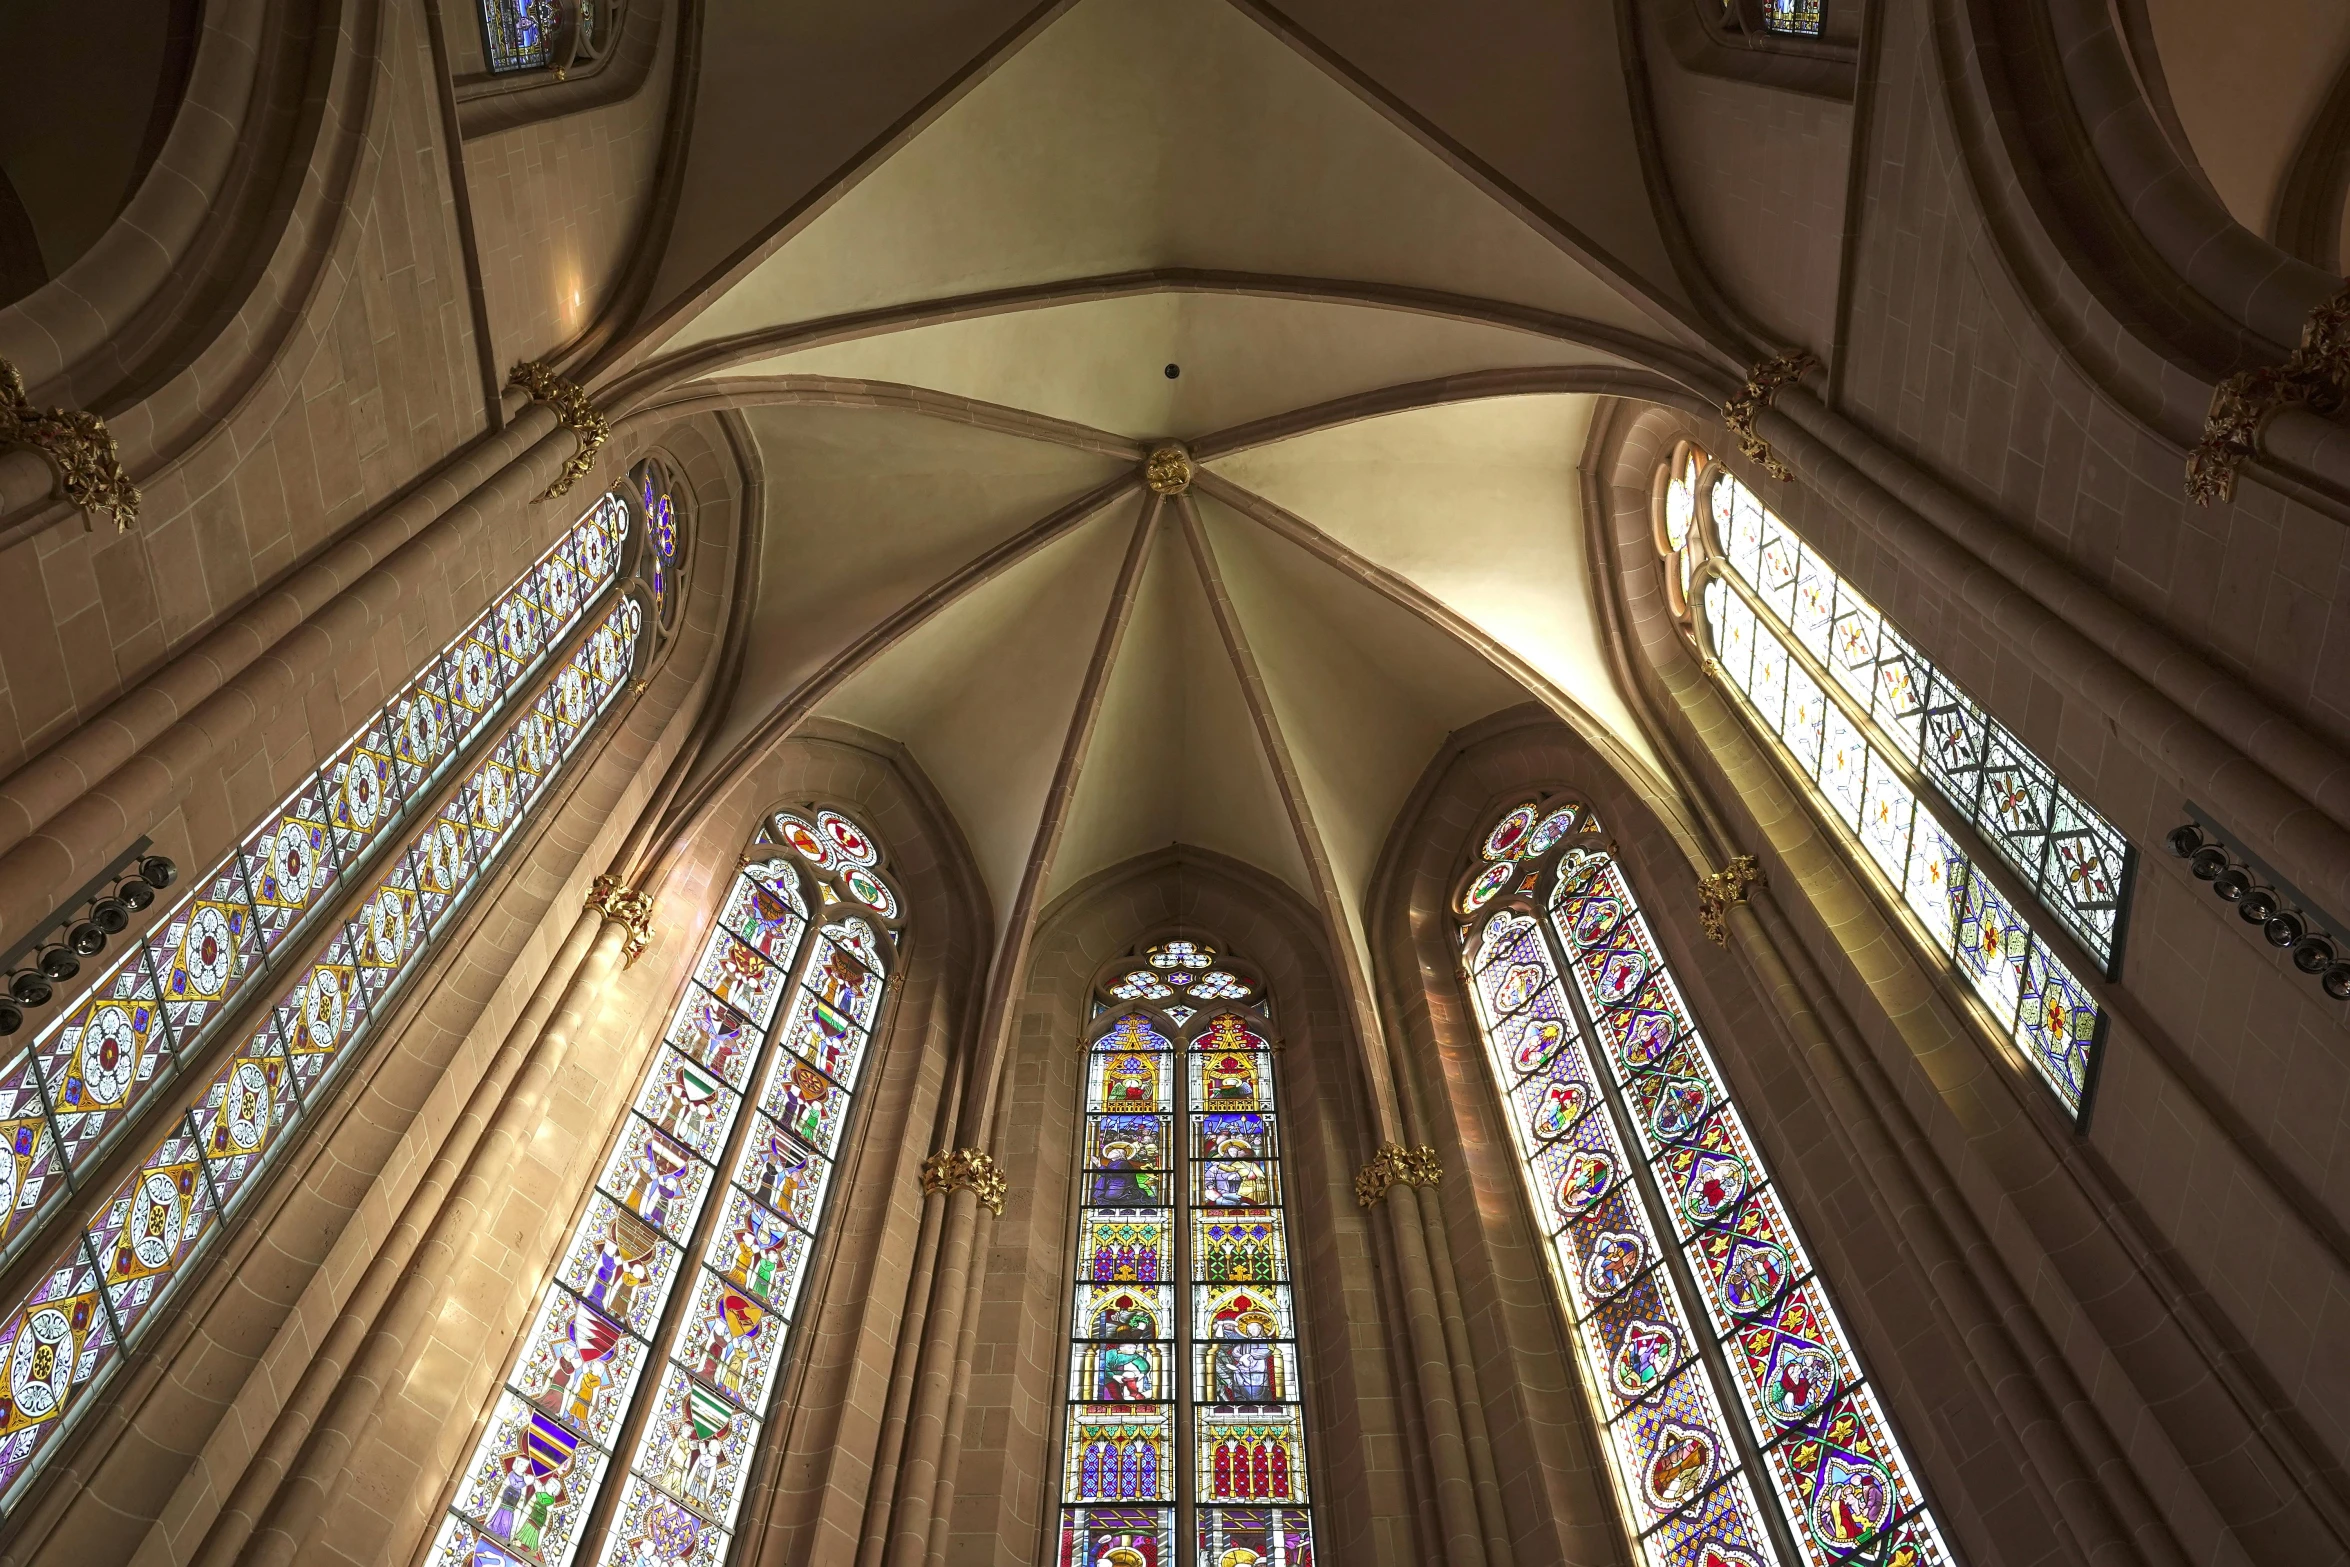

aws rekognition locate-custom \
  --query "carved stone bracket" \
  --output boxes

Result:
[1144,444,1194,495]
[920,1147,1008,1215]
[509,359,610,501]
[0,359,137,531]
[1721,349,1820,482]
[586,872,655,966]
[1354,1142,1443,1208]
[1697,854,1766,946]
[2186,283,2350,505]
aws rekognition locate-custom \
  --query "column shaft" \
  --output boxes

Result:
[233,915,633,1567]
[191,907,602,1567]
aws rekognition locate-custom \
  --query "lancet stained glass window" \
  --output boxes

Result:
[482,0,559,71]
[1058,943,1316,1567]
[430,806,901,1567]
[633,457,681,629]
[1681,465,2124,1116]
[1457,798,1951,1567]
[0,492,642,1512]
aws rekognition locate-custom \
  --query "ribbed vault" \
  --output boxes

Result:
[623,0,1697,1018]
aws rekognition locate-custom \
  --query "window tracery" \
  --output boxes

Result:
[430,807,903,1567]
[1059,941,1316,1566]
[631,457,683,632]
[1656,445,2128,1119]
[0,492,643,1512]
[1456,798,1949,1567]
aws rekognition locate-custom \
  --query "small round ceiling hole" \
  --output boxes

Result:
[1164,363,1181,379]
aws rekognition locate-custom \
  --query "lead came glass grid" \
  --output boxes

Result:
[1701,573,2104,1116]
[482,0,556,71]
[428,813,902,1567]
[1706,473,2127,977]
[0,597,642,1514]
[1456,804,1954,1567]
[0,488,629,1298]
[1058,952,1316,1566]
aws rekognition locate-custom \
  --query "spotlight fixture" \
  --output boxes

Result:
[0,843,178,1033]
[2173,809,2350,1004]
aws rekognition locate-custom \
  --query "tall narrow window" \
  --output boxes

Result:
[1662,453,2128,1119]
[1059,942,1316,1567]
[1457,798,1950,1567]
[632,458,682,632]
[430,807,902,1567]
[0,493,643,1512]
[481,0,558,71]
[1745,0,1824,36]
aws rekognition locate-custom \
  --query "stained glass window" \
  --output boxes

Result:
[1058,944,1315,1566]
[1750,0,1823,35]
[1687,467,2123,1117]
[430,806,902,1567]
[632,458,681,628]
[0,577,643,1512]
[482,0,560,71]
[1455,799,1950,1567]
[0,489,628,1303]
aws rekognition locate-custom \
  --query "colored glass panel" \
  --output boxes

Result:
[0,490,626,1311]
[1455,802,1953,1567]
[481,0,557,71]
[0,589,640,1513]
[1703,573,2105,1117]
[1059,992,1316,1562]
[431,814,900,1567]
[1705,472,2128,975]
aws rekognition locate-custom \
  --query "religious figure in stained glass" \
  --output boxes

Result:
[1056,941,1315,1563]
[430,806,905,1567]
[1450,794,1952,1567]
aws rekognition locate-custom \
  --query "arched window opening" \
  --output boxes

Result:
[430,807,903,1567]
[1457,797,1950,1567]
[630,457,683,633]
[0,491,643,1513]
[480,0,613,76]
[1657,450,2129,1120]
[1058,940,1317,1566]
[1726,0,1824,37]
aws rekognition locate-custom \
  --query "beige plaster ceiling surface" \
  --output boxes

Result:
[815,504,1139,929]
[1189,496,1531,945]
[719,405,1130,768]
[661,0,1666,361]
[2145,0,2350,237]
[1208,394,1644,751]
[729,293,1626,442]
[1045,521,1315,906]
[657,0,1700,1002]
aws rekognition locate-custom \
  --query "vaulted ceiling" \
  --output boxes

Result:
[633,0,1710,976]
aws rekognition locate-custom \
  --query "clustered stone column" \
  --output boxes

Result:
[881,1147,1005,1566]
[193,876,652,1567]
